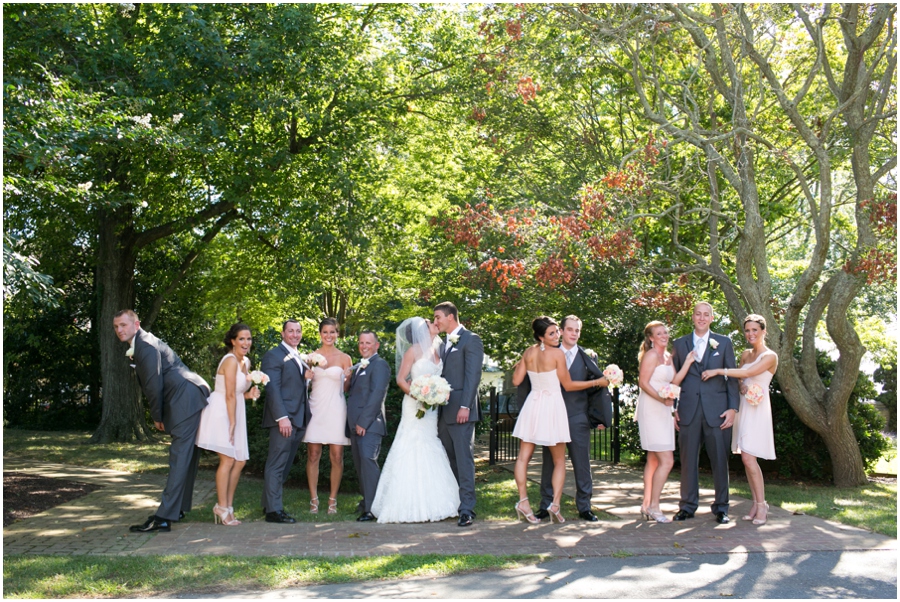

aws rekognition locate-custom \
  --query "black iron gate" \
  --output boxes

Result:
[487,386,620,465]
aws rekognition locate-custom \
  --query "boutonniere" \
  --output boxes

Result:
[583,348,598,360]
[359,358,370,369]
[709,339,719,350]
[448,334,460,346]
[125,346,134,359]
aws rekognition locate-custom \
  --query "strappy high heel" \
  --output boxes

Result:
[327,497,338,515]
[648,508,671,523]
[227,506,241,525]
[639,506,651,521]
[548,502,565,524]
[515,498,541,524]
[213,504,239,526]
[309,497,319,514]
[752,502,769,526]
[742,503,758,522]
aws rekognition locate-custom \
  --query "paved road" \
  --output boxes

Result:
[177,550,897,599]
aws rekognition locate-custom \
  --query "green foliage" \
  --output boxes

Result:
[770,352,890,481]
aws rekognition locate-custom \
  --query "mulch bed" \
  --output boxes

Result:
[3,472,101,526]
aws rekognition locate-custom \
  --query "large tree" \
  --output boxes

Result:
[546,3,896,485]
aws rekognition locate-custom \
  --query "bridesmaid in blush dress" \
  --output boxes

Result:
[196,323,261,526]
[635,321,694,523]
[303,317,352,515]
[703,314,778,525]
[511,316,605,524]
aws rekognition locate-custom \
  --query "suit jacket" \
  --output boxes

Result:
[672,332,739,427]
[131,329,209,428]
[346,354,390,436]
[260,342,310,429]
[439,328,484,424]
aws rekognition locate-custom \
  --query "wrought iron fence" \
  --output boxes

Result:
[487,386,620,465]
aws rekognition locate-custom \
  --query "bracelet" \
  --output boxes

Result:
[724,368,728,380]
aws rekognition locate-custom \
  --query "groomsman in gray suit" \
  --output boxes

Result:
[260,319,312,524]
[534,315,608,522]
[346,331,390,522]
[672,302,739,524]
[114,310,210,533]
[434,301,484,527]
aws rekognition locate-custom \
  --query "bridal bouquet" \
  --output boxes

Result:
[247,370,269,406]
[603,364,624,388]
[658,383,680,400]
[301,353,327,368]
[410,374,452,419]
[745,383,764,406]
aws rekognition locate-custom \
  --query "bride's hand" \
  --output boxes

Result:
[343,366,353,379]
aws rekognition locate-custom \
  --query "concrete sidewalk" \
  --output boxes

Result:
[3,454,894,559]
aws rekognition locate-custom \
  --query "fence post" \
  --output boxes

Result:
[488,386,498,466]
[612,387,621,464]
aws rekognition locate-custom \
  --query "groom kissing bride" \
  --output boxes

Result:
[370,302,484,526]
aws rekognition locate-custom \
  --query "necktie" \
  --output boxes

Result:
[694,337,707,361]
[565,348,575,369]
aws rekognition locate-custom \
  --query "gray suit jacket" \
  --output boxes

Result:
[131,329,209,428]
[260,343,310,429]
[346,354,390,436]
[672,332,739,426]
[439,328,484,424]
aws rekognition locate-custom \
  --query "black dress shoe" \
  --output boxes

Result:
[534,508,550,520]
[579,510,600,522]
[715,511,730,524]
[129,515,171,533]
[357,512,376,522]
[265,510,296,524]
[178,511,185,520]
[672,510,695,521]
[457,513,474,527]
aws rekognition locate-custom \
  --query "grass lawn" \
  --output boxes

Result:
[2,553,542,598]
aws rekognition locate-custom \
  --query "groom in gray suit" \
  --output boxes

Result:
[114,310,210,533]
[434,302,484,527]
[346,330,390,522]
[672,302,739,524]
[260,319,312,524]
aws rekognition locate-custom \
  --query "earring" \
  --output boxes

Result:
[540,342,545,351]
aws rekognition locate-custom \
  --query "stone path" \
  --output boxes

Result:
[3,455,895,558]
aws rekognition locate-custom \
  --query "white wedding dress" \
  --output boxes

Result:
[371,357,460,523]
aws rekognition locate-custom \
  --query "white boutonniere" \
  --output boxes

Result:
[584,348,598,360]
[359,358,370,369]
[709,339,719,350]
[125,347,134,359]
[448,334,460,346]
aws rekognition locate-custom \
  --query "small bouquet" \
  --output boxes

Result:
[745,383,764,406]
[300,353,327,368]
[247,370,269,406]
[603,364,624,388]
[658,383,681,399]
[410,374,452,419]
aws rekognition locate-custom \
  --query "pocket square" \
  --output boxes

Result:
[713,352,720,357]
[358,371,367,376]
[449,348,459,353]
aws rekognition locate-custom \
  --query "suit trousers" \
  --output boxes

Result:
[438,420,476,515]
[540,414,593,512]
[351,430,382,513]
[156,409,203,521]
[261,425,304,513]
[678,415,732,515]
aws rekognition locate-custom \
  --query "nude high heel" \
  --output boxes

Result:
[640,506,651,521]
[213,504,239,526]
[752,502,769,526]
[548,503,565,524]
[515,498,541,524]
[309,497,319,514]
[742,503,758,522]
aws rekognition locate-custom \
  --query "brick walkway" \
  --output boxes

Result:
[3,455,895,558]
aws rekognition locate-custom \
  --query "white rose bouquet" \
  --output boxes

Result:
[603,364,624,388]
[410,374,452,419]
[745,383,764,406]
[301,353,327,368]
[247,370,269,406]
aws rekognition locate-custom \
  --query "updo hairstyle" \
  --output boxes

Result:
[224,323,252,351]
[532,316,558,342]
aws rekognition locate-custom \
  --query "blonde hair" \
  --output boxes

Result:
[638,321,667,363]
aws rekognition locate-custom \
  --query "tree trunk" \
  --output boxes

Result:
[90,208,153,443]
[821,414,869,487]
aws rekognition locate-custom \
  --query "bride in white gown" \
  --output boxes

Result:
[371,317,460,523]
